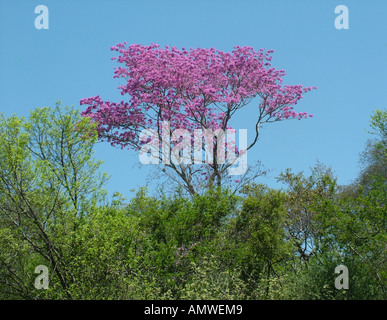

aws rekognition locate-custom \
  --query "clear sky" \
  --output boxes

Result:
[1,0,386,200]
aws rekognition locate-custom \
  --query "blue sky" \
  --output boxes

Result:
[1,0,386,200]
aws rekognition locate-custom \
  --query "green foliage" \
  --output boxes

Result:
[180,256,248,300]
[358,108,387,189]
[0,103,107,299]
[0,106,385,300]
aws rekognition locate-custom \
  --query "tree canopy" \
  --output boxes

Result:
[0,105,385,300]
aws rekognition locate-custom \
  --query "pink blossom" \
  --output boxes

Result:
[80,43,315,151]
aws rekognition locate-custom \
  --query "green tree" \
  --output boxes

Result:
[358,108,387,189]
[0,103,107,299]
[277,162,386,299]
[228,184,292,298]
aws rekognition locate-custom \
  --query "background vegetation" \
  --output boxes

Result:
[0,104,385,300]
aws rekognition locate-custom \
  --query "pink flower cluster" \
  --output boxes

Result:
[80,43,315,149]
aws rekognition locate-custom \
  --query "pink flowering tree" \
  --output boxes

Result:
[80,43,315,195]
